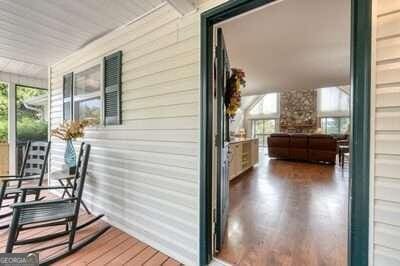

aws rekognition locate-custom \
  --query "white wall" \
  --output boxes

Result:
[49,1,226,265]
[372,0,400,265]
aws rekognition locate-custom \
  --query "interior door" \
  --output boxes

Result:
[215,28,230,252]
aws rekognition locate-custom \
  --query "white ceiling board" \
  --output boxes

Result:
[0,57,46,79]
[218,0,351,96]
[166,0,196,15]
[0,0,164,79]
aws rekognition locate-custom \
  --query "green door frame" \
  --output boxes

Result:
[200,0,371,265]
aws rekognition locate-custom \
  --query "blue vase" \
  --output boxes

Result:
[64,140,76,174]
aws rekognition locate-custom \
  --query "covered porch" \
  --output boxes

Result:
[0,191,180,265]
[0,0,198,265]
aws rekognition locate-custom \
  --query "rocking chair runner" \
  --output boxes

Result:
[0,141,51,227]
[6,143,110,265]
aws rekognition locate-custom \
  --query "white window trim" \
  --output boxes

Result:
[319,116,350,134]
[69,59,104,127]
[251,118,279,146]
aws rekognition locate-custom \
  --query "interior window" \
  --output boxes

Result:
[74,65,101,124]
[317,87,349,116]
[249,93,278,115]
[320,117,350,134]
[252,119,277,147]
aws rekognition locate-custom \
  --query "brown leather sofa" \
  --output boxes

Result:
[267,133,337,164]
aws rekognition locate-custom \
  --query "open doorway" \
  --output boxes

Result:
[200,0,371,265]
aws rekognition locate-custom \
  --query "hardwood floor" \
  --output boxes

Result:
[0,192,181,265]
[216,150,348,266]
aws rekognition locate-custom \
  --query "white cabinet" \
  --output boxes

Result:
[229,143,241,179]
[251,139,259,166]
[228,139,258,180]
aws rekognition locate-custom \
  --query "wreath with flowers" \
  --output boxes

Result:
[225,68,246,119]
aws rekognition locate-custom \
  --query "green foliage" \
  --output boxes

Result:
[0,84,48,142]
[0,119,7,142]
[0,83,7,142]
[17,117,47,142]
[16,86,47,142]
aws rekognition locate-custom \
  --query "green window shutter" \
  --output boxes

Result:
[63,72,73,121]
[103,51,122,125]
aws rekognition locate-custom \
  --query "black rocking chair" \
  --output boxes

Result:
[5,143,110,265]
[0,141,51,228]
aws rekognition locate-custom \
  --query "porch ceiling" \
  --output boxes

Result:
[0,0,163,79]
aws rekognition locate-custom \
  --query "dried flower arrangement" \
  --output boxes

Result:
[225,68,246,119]
[51,120,93,141]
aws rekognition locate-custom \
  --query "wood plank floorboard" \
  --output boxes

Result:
[216,151,349,266]
[107,241,149,265]
[125,246,158,266]
[0,191,182,265]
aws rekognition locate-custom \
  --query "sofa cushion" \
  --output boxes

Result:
[289,134,308,160]
[290,134,308,148]
[268,134,290,148]
[267,134,289,158]
[308,135,336,151]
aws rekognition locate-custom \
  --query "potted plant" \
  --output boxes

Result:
[51,120,92,174]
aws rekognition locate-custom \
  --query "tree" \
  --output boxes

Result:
[0,83,8,142]
[16,86,48,142]
[0,84,48,142]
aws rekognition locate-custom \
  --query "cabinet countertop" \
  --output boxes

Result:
[229,138,258,144]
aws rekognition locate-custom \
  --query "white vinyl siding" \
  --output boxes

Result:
[50,3,194,264]
[373,0,400,264]
[48,1,228,265]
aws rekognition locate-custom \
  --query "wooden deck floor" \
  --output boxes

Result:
[0,192,181,265]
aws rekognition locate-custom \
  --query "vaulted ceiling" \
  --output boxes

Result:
[218,0,351,96]
[0,0,164,79]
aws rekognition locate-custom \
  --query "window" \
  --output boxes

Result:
[63,73,73,121]
[317,87,350,134]
[73,65,101,124]
[249,93,279,116]
[252,119,278,147]
[62,51,122,126]
[320,117,350,134]
[317,87,349,116]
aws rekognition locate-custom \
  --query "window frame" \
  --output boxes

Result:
[319,116,350,134]
[248,92,280,119]
[317,86,350,117]
[66,60,104,126]
[62,73,73,122]
[251,118,278,147]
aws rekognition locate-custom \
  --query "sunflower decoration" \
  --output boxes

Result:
[225,68,246,119]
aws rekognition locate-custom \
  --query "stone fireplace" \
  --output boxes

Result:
[279,89,317,133]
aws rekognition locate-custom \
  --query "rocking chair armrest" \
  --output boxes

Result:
[10,197,78,209]
[0,176,41,183]
[19,185,73,192]
[0,175,21,178]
